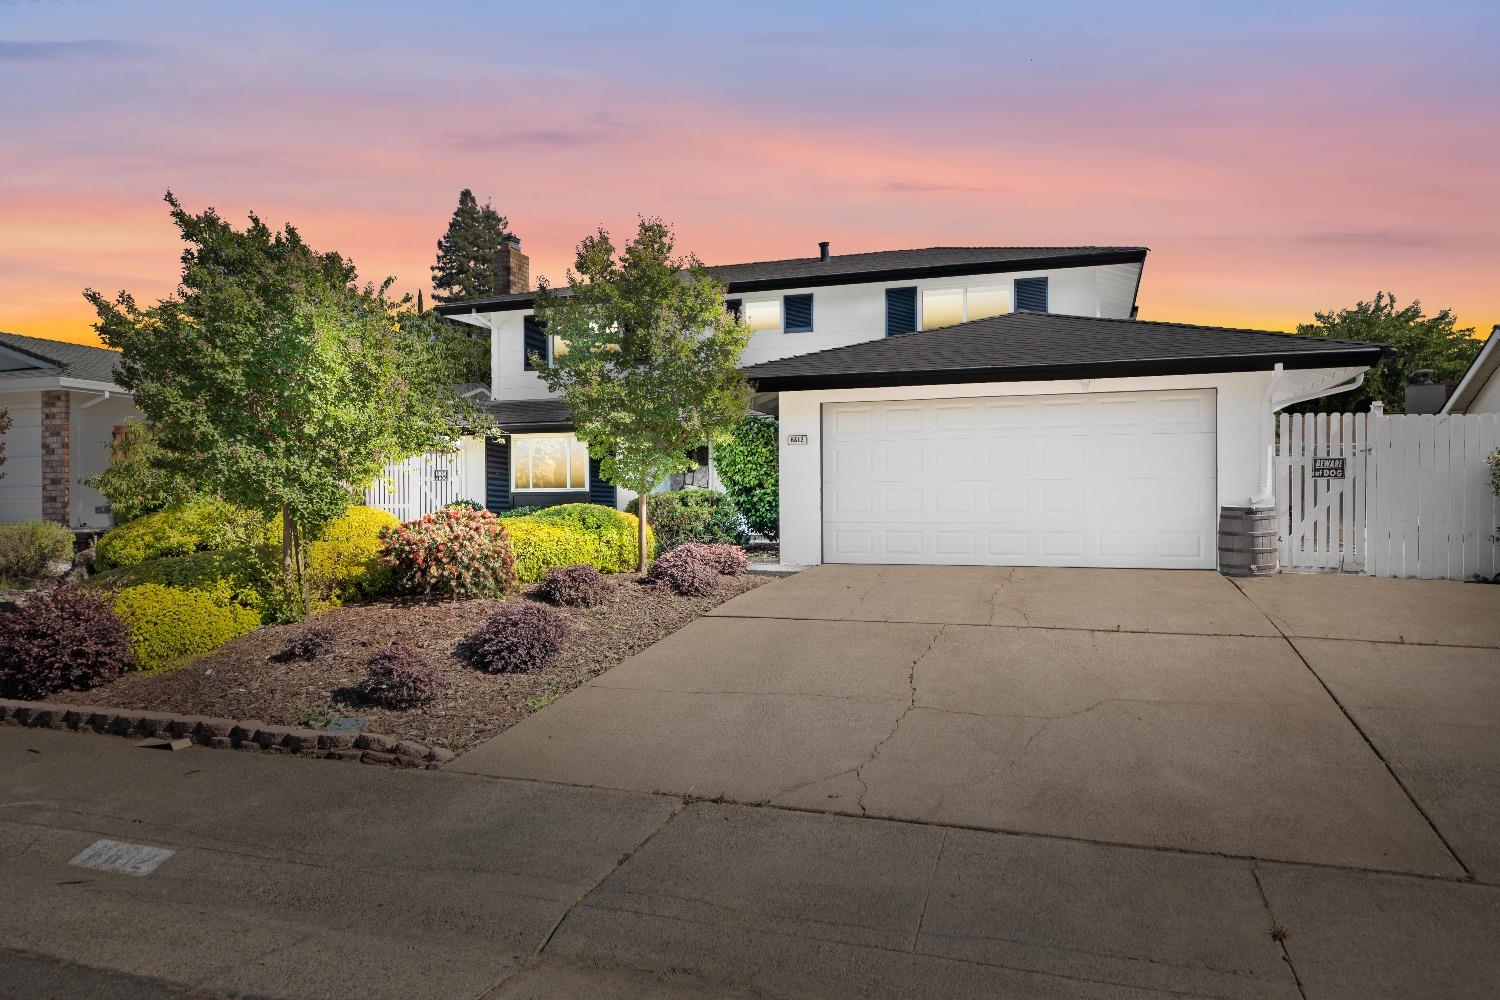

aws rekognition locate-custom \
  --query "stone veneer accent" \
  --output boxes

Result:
[0,698,455,768]
[39,389,70,525]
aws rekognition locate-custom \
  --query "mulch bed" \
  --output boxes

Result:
[53,572,766,755]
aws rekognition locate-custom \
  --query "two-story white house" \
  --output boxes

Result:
[436,238,1387,571]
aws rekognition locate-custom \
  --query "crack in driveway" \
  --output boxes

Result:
[853,625,945,816]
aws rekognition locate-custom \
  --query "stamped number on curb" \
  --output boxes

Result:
[69,839,175,877]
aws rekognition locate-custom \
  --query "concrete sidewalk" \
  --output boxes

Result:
[4,726,1499,1000]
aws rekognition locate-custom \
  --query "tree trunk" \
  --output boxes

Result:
[280,505,295,576]
[290,517,311,618]
[637,491,650,575]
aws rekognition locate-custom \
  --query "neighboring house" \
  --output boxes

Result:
[0,332,141,530]
[434,236,1388,571]
[1442,325,1500,415]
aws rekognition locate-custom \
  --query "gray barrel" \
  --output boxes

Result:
[1218,506,1278,577]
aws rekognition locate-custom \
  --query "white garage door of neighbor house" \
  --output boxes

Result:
[821,389,1218,569]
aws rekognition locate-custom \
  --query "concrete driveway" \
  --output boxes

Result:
[457,566,1500,881]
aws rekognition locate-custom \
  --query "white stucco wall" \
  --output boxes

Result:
[0,392,43,522]
[481,261,1144,399]
[773,371,1277,567]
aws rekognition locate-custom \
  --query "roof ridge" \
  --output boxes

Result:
[1029,312,1380,349]
[706,245,1146,270]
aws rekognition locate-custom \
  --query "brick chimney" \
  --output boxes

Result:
[493,234,529,295]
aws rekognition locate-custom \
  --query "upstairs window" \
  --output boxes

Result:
[725,298,743,322]
[784,294,814,333]
[744,299,781,333]
[523,316,548,371]
[919,285,1013,330]
[1014,276,1049,312]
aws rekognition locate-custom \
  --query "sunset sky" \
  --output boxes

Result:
[3,0,1497,347]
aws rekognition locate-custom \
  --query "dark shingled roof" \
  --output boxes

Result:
[740,313,1392,391]
[0,331,124,385]
[462,392,574,430]
[435,246,1148,315]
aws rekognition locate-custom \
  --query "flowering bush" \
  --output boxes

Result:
[381,506,515,599]
[0,587,136,698]
[460,601,569,673]
[537,564,616,607]
[280,624,335,661]
[358,643,449,708]
[696,542,749,575]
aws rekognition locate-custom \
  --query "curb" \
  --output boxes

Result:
[0,698,455,769]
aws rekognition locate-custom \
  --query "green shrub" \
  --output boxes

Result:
[265,505,398,605]
[714,415,778,539]
[505,505,652,582]
[97,498,262,569]
[444,499,485,512]
[90,548,272,614]
[0,519,75,585]
[381,506,516,599]
[626,489,746,552]
[85,420,200,524]
[112,582,261,670]
[497,505,543,519]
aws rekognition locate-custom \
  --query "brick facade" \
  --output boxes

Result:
[40,389,70,525]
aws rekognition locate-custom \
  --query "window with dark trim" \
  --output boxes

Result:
[1014,276,1049,313]
[885,287,918,337]
[784,294,814,333]
[523,315,548,371]
[725,298,743,321]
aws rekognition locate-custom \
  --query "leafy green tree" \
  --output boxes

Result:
[86,193,483,614]
[431,189,510,304]
[86,419,200,523]
[1289,293,1479,413]
[714,415,779,540]
[535,219,752,571]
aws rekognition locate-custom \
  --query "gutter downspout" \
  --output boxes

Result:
[1249,364,1284,508]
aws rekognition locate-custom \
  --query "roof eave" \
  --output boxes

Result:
[434,248,1151,317]
[745,349,1386,393]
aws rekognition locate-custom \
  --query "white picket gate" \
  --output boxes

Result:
[364,449,469,523]
[1277,411,1500,579]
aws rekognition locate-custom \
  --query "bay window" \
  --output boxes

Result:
[511,433,589,491]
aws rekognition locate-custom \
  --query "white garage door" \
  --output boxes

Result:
[822,390,1218,569]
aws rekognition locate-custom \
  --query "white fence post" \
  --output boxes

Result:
[1277,411,1499,580]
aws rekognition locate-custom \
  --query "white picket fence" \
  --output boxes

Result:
[364,449,470,523]
[1278,411,1500,579]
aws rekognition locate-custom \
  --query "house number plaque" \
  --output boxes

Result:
[1311,458,1345,479]
[787,434,809,445]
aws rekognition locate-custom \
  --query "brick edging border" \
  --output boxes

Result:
[0,698,454,768]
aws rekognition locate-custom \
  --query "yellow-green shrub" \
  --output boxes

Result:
[264,505,399,606]
[505,506,653,582]
[112,582,261,671]
[97,498,262,569]
[90,548,272,615]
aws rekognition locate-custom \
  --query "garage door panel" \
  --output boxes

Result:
[822,390,1217,570]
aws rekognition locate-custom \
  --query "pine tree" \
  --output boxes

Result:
[431,189,510,303]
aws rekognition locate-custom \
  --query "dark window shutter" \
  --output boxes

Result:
[885,287,917,337]
[1014,277,1049,313]
[784,294,814,333]
[588,455,617,508]
[523,316,548,371]
[485,436,512,512]
[725,298,743,321]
